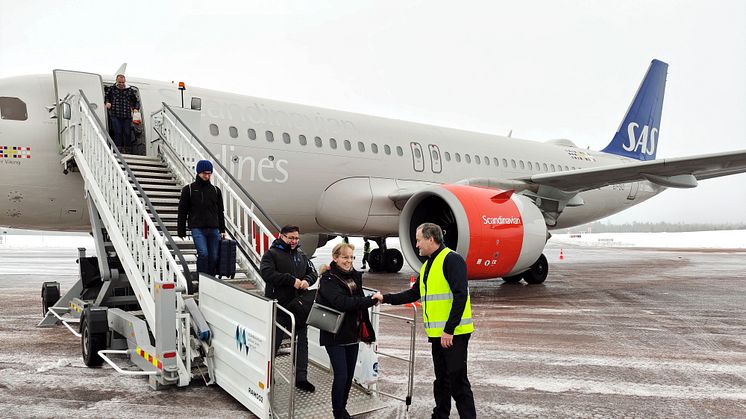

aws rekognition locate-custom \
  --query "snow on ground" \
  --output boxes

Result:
[552,230,746,249]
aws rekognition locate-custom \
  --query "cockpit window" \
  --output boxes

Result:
[0,97,28,121]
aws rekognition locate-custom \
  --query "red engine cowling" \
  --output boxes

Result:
[398,185,547,280]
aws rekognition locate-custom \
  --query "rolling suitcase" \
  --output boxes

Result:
[216,239,237,279]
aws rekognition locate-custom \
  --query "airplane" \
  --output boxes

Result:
[1,59,745,284]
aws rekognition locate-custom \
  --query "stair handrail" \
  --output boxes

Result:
[161,102,281,232]
[156,103,278,264]
[76,90,194,308]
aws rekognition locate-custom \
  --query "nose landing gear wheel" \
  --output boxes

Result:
[368,248,384,272]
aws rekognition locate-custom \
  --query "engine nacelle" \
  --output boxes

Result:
[399,185,547,279]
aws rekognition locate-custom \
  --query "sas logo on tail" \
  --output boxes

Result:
[623,123,657,156]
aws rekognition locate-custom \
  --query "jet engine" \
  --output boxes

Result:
[398,184,547,280]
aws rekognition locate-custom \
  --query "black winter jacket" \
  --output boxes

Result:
[317,262,377,346]
[260,238,318,306]
[177,175,226,237]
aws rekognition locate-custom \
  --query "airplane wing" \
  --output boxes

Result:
[524,149,746,192]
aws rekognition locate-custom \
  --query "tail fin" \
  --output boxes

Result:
[601,59,668,160]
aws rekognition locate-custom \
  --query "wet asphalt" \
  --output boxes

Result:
[0,240,744,418]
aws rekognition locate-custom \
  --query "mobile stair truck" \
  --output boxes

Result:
[37,70,417,418]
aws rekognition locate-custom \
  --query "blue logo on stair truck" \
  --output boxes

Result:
[235,324,262,356]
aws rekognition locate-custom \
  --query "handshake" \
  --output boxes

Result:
[371,292,384,305]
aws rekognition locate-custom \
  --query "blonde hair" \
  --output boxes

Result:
[319,242,356,275]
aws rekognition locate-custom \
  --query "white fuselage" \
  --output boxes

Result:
[0,73,663,235]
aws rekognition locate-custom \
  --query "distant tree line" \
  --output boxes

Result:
[554,221,746,234]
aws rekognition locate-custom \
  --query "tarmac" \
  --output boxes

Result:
[1,241,745,418]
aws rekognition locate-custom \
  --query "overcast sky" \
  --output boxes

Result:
[1,0,744,224]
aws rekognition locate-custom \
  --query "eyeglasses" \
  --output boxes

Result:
[282,234,300,242]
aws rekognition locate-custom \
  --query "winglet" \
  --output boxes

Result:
[115,63,127,77]
[491,190,514,203]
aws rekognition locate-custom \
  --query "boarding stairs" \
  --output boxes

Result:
[37,81,416,418]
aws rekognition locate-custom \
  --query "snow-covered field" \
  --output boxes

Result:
[552,230,746,249]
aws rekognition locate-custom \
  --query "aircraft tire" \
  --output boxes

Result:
[81,309,107,368]
[523,254,549,284]
[368,248,384,272]
[383,248,404,273]
[501,275,522,284]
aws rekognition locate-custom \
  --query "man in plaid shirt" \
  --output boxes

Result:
[105,74,140,151]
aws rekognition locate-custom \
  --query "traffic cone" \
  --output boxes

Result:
[559,248,564,260]
[405,275,421,308]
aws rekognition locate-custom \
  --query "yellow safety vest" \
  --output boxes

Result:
[419,247,474,338]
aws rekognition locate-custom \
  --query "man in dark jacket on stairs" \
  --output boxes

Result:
[177,160,226,276]
[260,225,318,392]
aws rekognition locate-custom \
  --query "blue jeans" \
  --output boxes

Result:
[110,116,132,149]
[191,228,220,275]
[325,344,359,417]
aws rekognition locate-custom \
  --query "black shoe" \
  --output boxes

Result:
[295,380,315,393]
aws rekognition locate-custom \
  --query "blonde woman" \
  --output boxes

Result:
[316,242,378,419]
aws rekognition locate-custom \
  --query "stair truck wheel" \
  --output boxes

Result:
[383,248,404,273]
[81,306,108,367]
[523,254,549,284]
[41,281,61,316]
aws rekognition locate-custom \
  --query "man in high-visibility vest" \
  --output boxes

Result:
[372,223,476,419]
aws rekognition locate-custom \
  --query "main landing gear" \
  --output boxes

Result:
[502,254,548,284]
[367,238,404,273]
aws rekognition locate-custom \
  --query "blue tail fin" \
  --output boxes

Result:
[601,59,668,160]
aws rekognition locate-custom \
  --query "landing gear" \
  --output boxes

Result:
[501,254,549,284]
[368,239,404,273]
[523,254,549,284]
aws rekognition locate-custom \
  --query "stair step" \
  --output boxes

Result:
[137,185,183,193]
[120,154,161,163]
[132,178,179,186]
[149,213,177,220]
[122,163,168,172]
[138,190,181,198]
[148,198,180,205]
[149,206,178,213]
[133,172,174,180]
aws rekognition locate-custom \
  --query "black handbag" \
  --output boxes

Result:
[306,276,345,333]
[286,289,316,325]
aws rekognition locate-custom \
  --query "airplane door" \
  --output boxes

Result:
[53,70,106,149]
[410,142,425,172]
[428,144,442,173]
[627,182,639,200]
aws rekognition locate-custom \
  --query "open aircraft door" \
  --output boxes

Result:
[53,70,106,150]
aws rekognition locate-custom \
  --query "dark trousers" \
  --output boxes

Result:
[274,312,309,382]
[361,253,369,268]
[325,343,359,418]
[110,116,132,149]
[191,228,220,275]
[431,333,476,419]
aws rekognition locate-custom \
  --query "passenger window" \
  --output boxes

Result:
[519,160,525,170]
[265,131,274,142]
[315,136,323,147]
[543,163,548,171]
[229,126,238,138]
[511,159,516,168]
[209,124,219,136]
[484,157,490,166]
[248,128,256,140]
[550,164,556,171]
[414,147,421,159]
[0,97,28,121]
[358,142,365,152]
[502,158,508,167]
[344,140,352,151]
[465,154,471,164]
[384,144,391,155]
[190,97,202,111]
[396,146,403,156]
[299,135,307,146]
[475,155,481,165]
[455,153,462,163]
[330,138,338,149]
[444,152,451,161]
[494,157,499,167]
[283,132,291,144]
[565,165,570,171]
[371,143,379,154]
[527,161,533,170]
